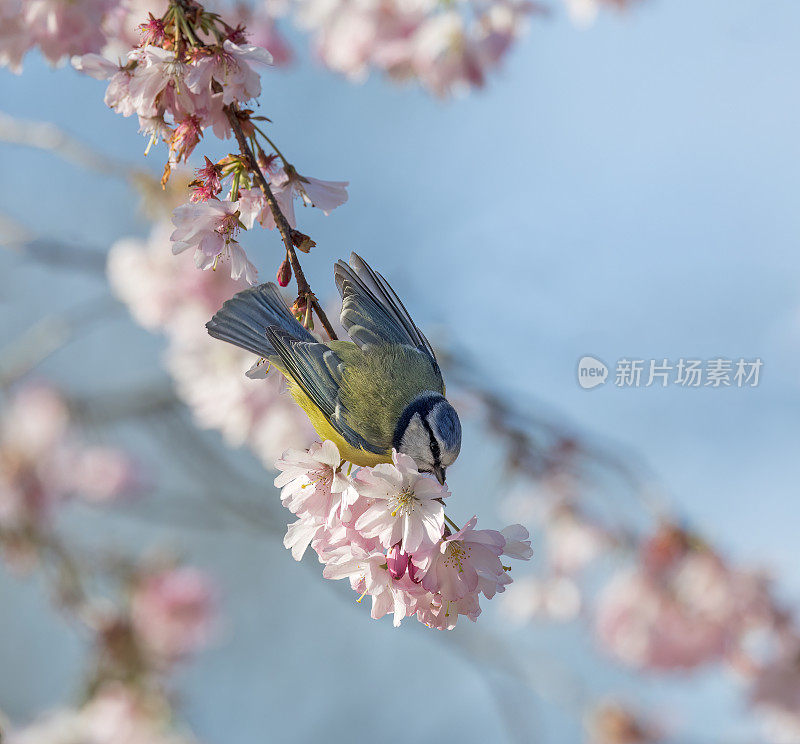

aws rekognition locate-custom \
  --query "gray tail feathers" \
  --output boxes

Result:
[206,283,315,359]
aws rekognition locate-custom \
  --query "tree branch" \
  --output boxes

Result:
[225,105,338,340]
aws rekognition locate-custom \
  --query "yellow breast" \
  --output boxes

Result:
[287,381,392,467]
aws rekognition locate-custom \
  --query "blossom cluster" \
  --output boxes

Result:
[72,0,348,286]
[6,559,216,744]
[275,441,532,629]
[0,383,140,564]
[107,220,315,465]
[594,524,774,671]
[296,0,538,98]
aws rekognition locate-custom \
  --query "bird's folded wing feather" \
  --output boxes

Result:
[265,328,384,454]
[334,253,440,373]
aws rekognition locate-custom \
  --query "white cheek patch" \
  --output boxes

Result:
[399,414,434,469]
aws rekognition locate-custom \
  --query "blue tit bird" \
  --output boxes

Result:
[206,252,461,484]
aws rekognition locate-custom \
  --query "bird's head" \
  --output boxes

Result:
[393,392,462,485]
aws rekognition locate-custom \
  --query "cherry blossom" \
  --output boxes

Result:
[8,683,195,744]
[170,198,257,284]
[230,2,293,67]
[419,516,508,600]
[275,440,355,524]
[0,384,138,549]
[0,0,31,72]
[323,544,419,626]
[274,441,530,628]
[595,535,772,670]
[353,450,447,554]
[72,53,138,117]
[130,565,216,665]
[273,167,349,221]
[185,40,272,105]
[107,221,245,331]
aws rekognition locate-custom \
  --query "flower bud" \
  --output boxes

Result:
[277,258,292,287]
[291,296,307,316]
[387,543,410,580]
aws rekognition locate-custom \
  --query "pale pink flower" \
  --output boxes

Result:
[273,167,349,218]
[9,683,194,744]
[353,450,446,554]
[416,590,482,630]
[131,566,216,664]
[128,45,198,119]
[419,515,507,601]
[138,114,172,154]
[170,198,258,284]
[0,384,69,533]
[68,446,142,502]
[186,40,272,105]
[284,514,325,561]
[501,523,533,560]
[236,187,271,228]
[0,384,137,550]
[275,440,354,524]
[25,0,113,65]
[107,221,247,332]
[100,0,169,57]
[0,0,31,73]
[595,549,771,671]
[410,11,486,98]
[323,544,417,626]
[72,53,137,117]
[547,505,609,574]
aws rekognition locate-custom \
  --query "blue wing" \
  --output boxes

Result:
[333,252,440,375]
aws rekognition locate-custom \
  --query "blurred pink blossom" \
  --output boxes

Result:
[0,384,138,545]
[108,221,245,331]
[297,0,536,97]
[595,529,773,670]
[502,574,582,622]
[9,683,194,744]
[751,636,800,744]
[230,1,293,66]
[131,566,216,665]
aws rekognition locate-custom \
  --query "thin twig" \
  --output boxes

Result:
[224,104,338,340]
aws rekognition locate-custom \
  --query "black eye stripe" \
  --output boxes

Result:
[421,417,441,467]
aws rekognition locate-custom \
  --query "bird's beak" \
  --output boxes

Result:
[433,466,446,485]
